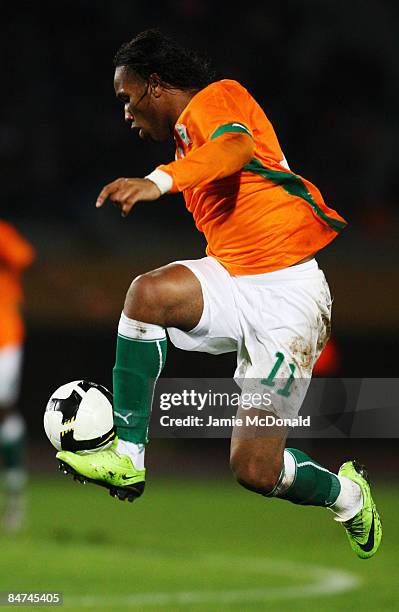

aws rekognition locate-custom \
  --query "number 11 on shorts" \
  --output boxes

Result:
[261,352,296,397]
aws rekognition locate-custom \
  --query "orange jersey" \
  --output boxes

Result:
[0,221,35,348]
[158,79,347,275]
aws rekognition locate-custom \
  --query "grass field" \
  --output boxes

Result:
[0,475,398,611]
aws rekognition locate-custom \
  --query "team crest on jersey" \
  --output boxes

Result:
[175,124,192,146]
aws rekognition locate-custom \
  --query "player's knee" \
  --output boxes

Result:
[126,273,157,306]
[230,451,281,495]
[124,271,169,321]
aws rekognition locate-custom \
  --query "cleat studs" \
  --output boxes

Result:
[56,464,141,502]
[110,488,131,502]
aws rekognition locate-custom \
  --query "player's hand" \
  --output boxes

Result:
[95,178,161,217]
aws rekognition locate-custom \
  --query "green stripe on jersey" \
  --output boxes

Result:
[243,157,346,232]
[211,122,253,140]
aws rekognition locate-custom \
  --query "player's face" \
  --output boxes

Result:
[114,66,171,142]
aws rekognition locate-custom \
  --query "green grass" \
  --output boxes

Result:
[0,476,398,611]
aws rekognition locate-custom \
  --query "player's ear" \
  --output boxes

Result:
[148,73,163,97]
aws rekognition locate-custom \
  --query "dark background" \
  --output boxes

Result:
[1,0,398,470]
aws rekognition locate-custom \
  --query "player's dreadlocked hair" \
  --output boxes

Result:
[113,29,216,91]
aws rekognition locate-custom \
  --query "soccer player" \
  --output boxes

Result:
[0,220,35,530]
[57,30,381,558]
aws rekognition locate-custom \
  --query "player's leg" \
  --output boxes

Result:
[230,260,381,557]
[112,263,203,452]
[230,410,288,495]
[230,416,381,558]
[0,345,26,531]
[57,263,204,500]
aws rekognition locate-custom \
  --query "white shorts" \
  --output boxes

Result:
[0,345,23,407]
[167,257,332,418]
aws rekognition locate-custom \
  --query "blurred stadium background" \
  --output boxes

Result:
[1,0,398,609]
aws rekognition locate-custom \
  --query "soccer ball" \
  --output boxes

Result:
[44,380,116,454]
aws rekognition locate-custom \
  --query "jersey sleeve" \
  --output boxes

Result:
[157,132,254,192]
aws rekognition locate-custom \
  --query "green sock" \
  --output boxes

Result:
[113,333,167,444]
[278,448,341,507]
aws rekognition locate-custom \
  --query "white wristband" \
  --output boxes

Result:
[145,169,173,195]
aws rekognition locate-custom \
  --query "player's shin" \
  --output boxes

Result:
[112,312,167,465]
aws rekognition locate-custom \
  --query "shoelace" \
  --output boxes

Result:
[344,502,372,539]
[344,515,365,538]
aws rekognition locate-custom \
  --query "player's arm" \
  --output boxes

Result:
[95,132,254,216]
[153,131,255,192]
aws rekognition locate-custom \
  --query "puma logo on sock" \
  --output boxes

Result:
[114,411,133,425]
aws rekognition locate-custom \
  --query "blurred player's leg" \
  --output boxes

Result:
[57,263,203,500]
[0,345,26,531]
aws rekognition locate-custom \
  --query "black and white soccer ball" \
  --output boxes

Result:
[44,380,116,454]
